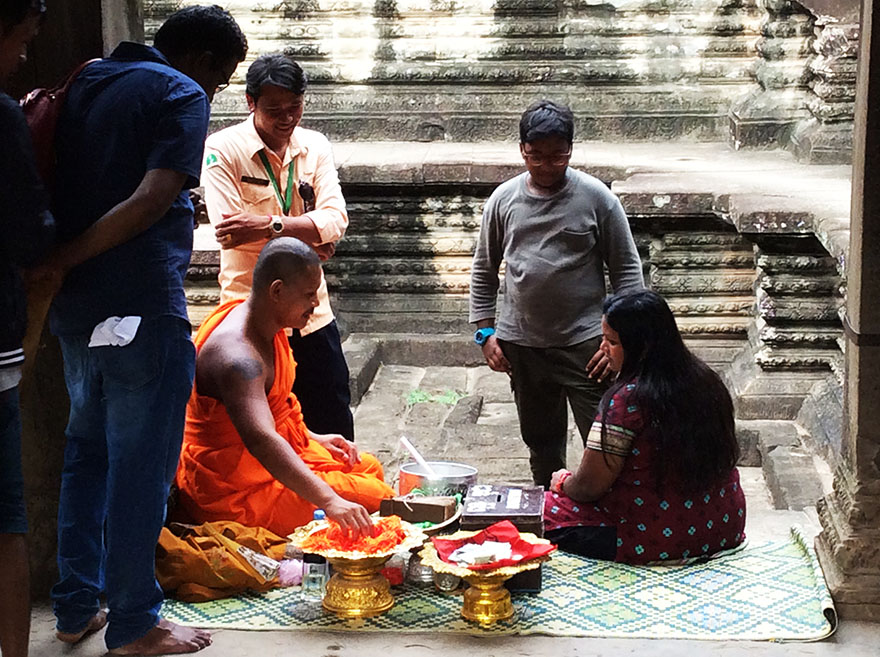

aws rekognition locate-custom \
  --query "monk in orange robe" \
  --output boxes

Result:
[175,237,394,537]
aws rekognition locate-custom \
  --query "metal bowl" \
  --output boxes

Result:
[398,461,478,497]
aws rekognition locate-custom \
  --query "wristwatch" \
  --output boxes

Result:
[270,215,284,236]
[473,327,496,346]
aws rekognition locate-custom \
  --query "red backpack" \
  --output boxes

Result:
[19,58,99,190]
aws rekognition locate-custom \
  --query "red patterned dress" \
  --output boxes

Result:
[544,381,746,564]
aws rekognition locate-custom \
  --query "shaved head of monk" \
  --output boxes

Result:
[253,236,321,290]
[252,237,322,331]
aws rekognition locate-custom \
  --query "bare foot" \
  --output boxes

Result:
[56,608,108,644]
[108,619,212,655]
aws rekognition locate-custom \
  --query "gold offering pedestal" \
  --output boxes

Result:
[418,530,552,626]
[323,554,393,618]
[288,518,426,619]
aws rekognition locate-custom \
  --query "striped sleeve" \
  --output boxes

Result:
[585,419,635,457]
[0,348,25,368]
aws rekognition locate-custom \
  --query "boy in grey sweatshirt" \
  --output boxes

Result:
[469,100,644,487]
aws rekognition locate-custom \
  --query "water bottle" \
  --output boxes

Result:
[301,509,329,600]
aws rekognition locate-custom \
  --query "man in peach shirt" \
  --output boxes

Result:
[201,53,354,441]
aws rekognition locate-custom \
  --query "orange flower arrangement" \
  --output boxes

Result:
[300,515,408,555]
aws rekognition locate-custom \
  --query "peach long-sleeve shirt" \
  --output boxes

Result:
[201,115,348,335]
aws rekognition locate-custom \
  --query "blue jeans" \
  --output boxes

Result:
[0,385,27,534]
[51,316,195,649]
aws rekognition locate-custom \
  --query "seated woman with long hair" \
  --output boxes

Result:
[544,290,746,564]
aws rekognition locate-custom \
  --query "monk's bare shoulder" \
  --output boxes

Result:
[197,325,266,399]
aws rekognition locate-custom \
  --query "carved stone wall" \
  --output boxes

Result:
[146,1,859,156]
[147,0,764,141]
[186,184,839,353]
[791,17,859,162]
[749,234,842,370]
[637,217,756,338]
[728,0,814,149]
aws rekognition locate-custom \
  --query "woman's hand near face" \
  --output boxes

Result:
[586,349,614,381]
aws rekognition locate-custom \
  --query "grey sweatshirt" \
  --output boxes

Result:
[469,168,644,348]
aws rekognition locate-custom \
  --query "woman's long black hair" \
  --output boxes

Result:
[600,290,739,493]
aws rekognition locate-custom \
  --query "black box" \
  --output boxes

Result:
[460,484,545,592]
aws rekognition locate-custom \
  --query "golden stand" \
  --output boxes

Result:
[287,518,427,620]
[418,530,552,626]
[322,555,394,618]
[460,571,516,623]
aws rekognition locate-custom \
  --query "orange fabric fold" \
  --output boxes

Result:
[175,300,394,536]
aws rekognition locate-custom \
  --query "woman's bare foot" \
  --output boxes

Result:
[108,619,212,655]
[56,609,108,644]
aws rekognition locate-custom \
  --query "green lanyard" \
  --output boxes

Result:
[257,150,296,215]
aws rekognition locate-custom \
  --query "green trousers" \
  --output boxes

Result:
[499,337,608,489]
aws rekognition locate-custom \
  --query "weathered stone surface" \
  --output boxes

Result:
[791,16,859,163]
[734,420,765,465]
[149,0,772,143]
[797,374,844,459]
[444,395,484,427]
[375,334,484,367]
[343,335,381,404]
[467,368,514,404]
[764,444,827,509]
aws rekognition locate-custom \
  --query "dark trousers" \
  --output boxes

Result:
[545,526,618,560]
[500,337,608,488]
[0,385,27,534]
[289,320,354,442]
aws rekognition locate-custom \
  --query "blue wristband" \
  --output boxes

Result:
[474,327,496,346]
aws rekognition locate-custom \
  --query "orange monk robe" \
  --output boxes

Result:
[175,300,394,536]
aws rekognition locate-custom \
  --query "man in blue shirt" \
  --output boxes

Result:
[40,6,247,655]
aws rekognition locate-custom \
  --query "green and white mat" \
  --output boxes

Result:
[162,529,836,641]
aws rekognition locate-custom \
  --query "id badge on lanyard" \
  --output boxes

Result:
[258,150,296,215]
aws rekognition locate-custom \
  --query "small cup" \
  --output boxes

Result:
[433,571,462,593]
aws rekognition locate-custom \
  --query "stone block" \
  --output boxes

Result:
[467,368,514,403]
[444,395,484,427]
[752,419,802,453]
[376,334,484,367]
[734,420,765,466]
[476,402,520,427]
[790,117,853,164]
[728,87,812,150]
[763,445,827,510]
[615,190,718,216]
[796,374,844,458]
[343,336,380,405]
[415,366,469,394]
[405,400,454,428]
[338,306,474,334]
[727,195,814,234]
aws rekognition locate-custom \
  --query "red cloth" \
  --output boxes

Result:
[431,520,556,570]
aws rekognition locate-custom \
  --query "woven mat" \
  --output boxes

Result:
[162,528,836,641]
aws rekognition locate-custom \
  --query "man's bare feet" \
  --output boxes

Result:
[108,619,212,655]
[55,609,108,644]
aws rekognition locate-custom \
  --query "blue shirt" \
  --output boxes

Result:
[50,42,210,336]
